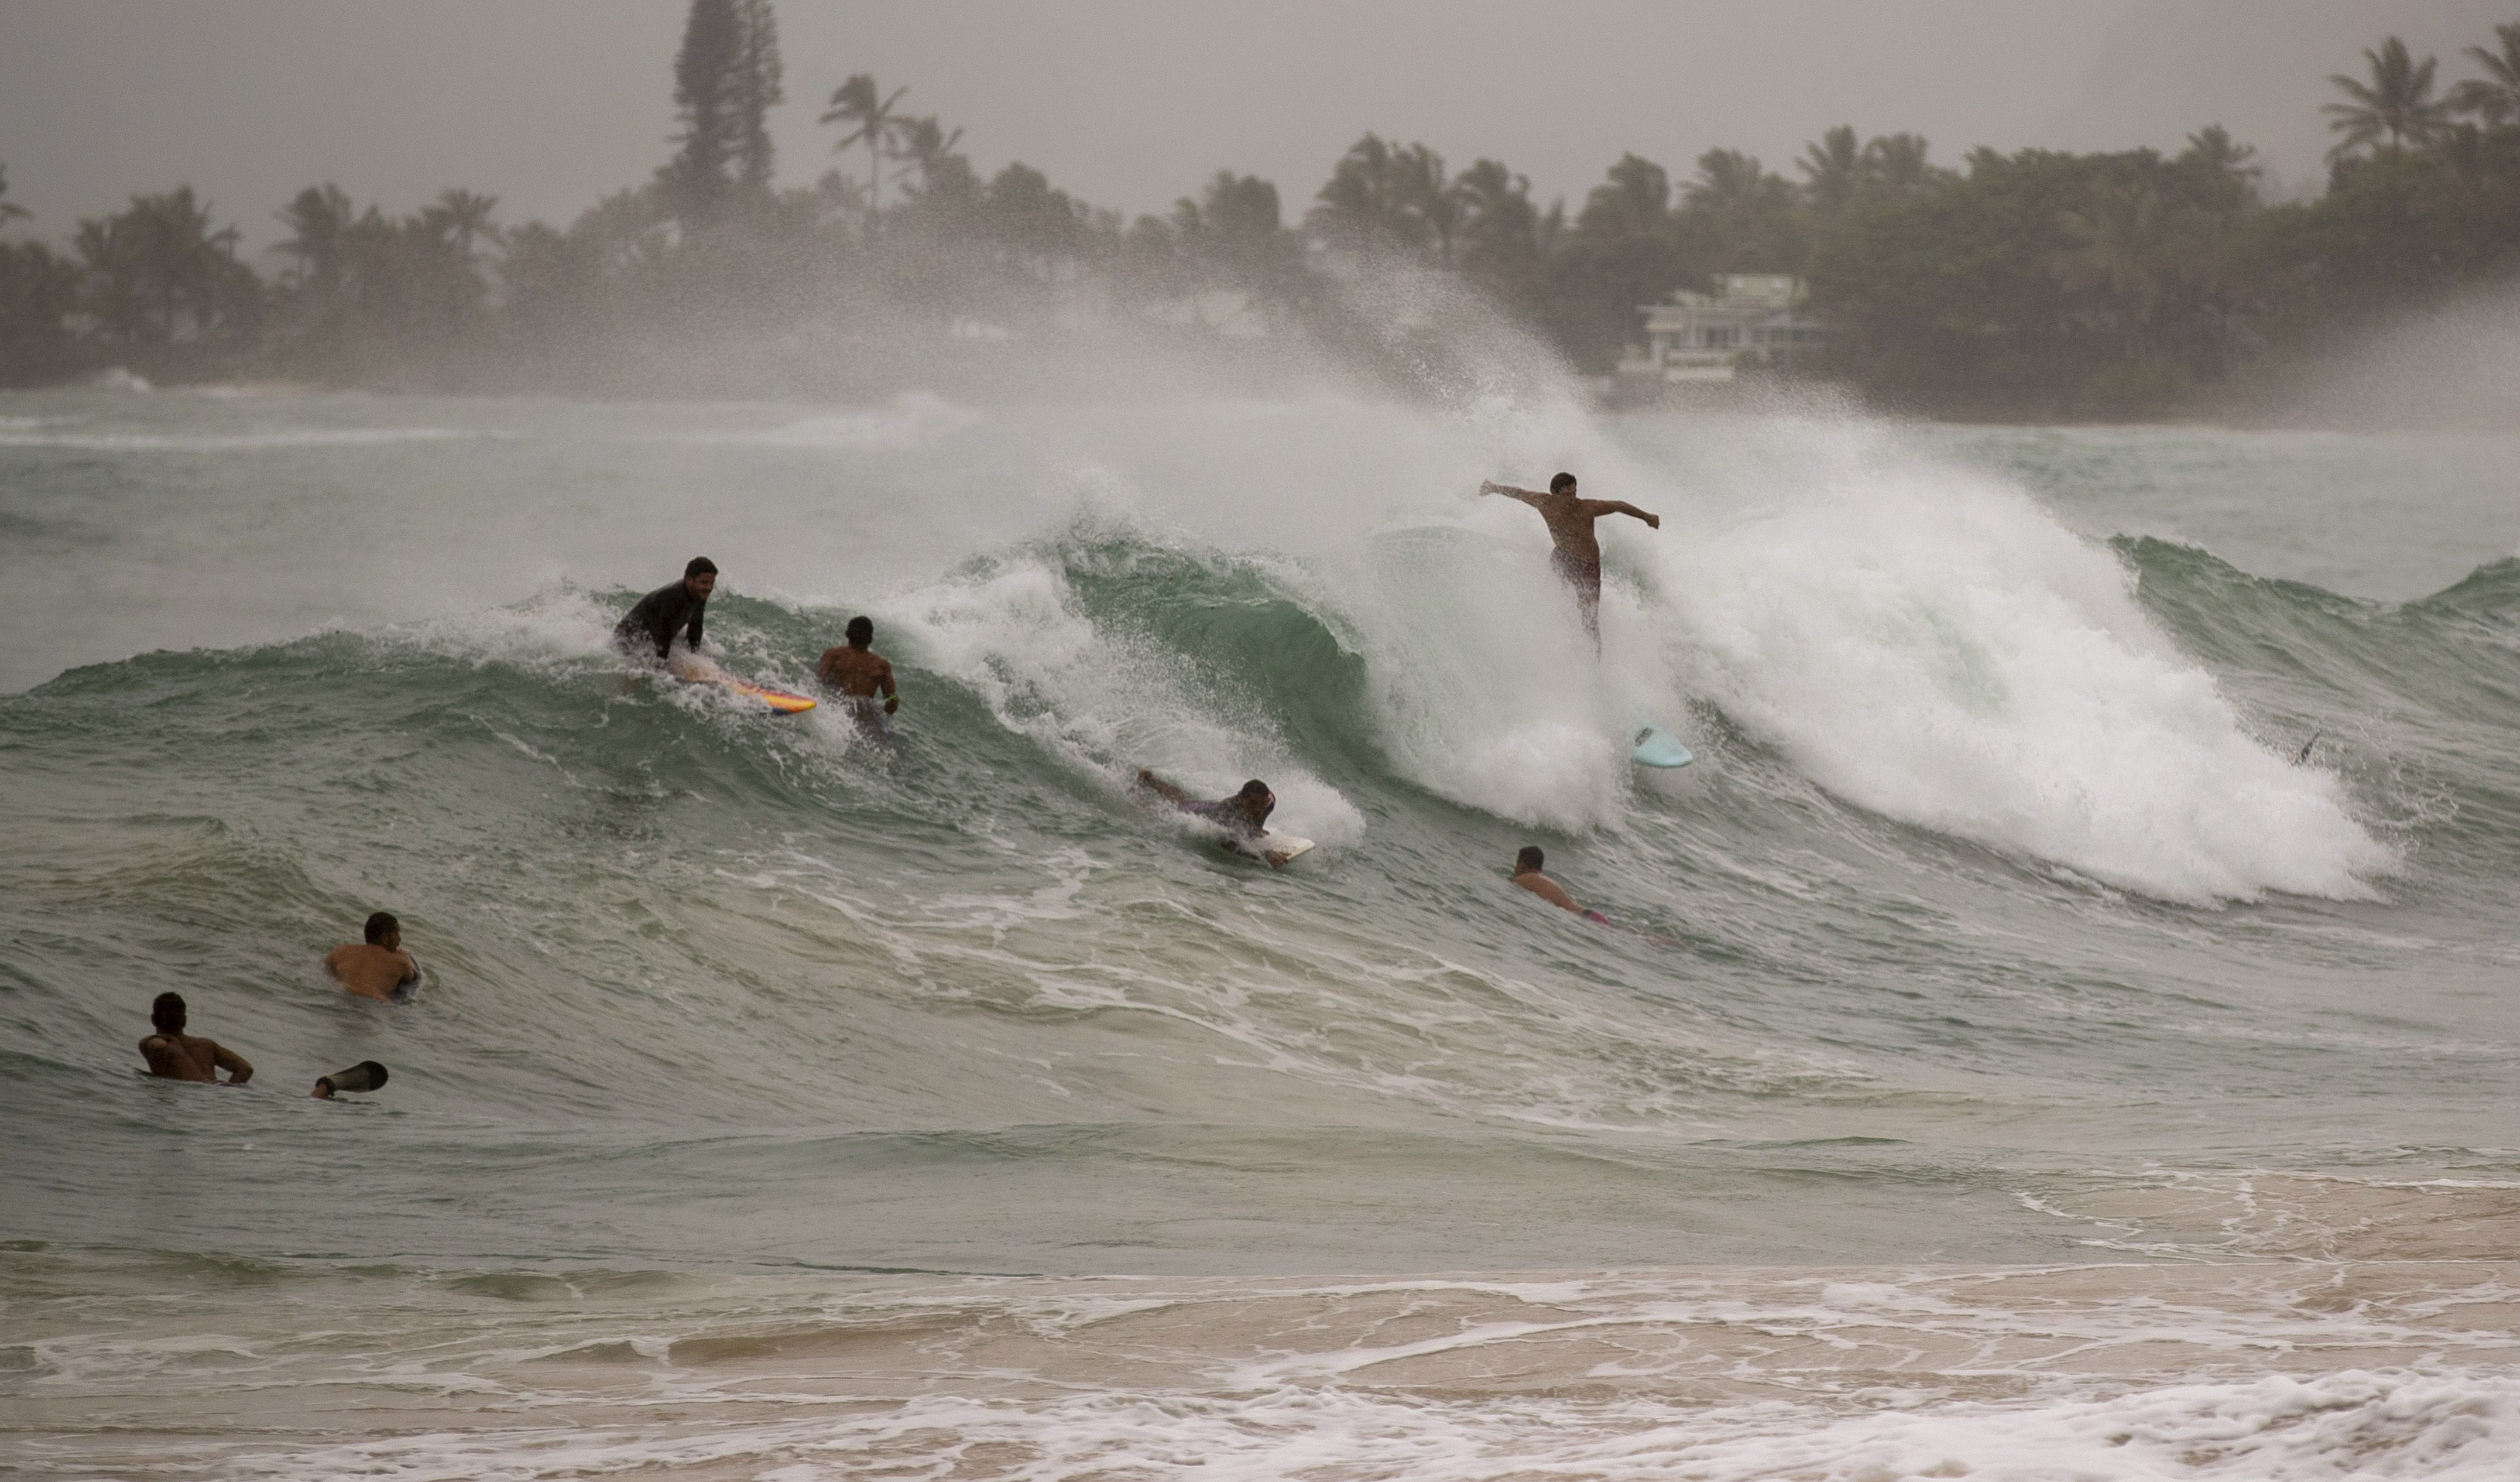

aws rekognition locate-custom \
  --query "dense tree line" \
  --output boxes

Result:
[2,9,2515,416]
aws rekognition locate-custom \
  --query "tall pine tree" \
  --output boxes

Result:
[732,0,783,193]
[663,0,780,227]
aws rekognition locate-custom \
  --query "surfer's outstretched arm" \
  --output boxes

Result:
[1578,498,1660,529]
[1479,480,1548,507]
[1136,768,1190,805]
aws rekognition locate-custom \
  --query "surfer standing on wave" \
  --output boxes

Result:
[613,557,716,672]
[1136,770,1295,868]
[1479,473,1659,644]
[817,616,900,748]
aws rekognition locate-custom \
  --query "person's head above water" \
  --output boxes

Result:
[1516,845,1545,874]
[151,991,186,1034]
[1236,779,1274,824]
[684,556,718,598]
[845,615,874,647]
[364,911,400,946]
[1549,472,1577,494]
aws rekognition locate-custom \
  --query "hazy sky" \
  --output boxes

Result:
[2,1,2511,254]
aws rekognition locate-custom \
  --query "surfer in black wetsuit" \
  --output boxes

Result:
[1135,770,1294,868]
[613,557,717,664]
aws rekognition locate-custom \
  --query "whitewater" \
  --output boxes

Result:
[4,372,2518,1480]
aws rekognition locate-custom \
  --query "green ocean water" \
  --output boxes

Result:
[4,383,2519,1479]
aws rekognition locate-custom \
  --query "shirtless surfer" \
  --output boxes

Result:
[324,912,420,1002]
[1478,473,1659,642]
[817,615,900,748]
[1511,846,1612,923]
[1136,769,1294,868]
[138,992,253,1085]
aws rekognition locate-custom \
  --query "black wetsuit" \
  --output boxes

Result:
[613,580,707,660]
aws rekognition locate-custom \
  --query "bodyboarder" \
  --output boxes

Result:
[1136,769,1295,868]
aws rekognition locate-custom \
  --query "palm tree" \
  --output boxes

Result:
[1575,153,1668,239]
[1448,158,1542,313]
[433,189,500,260]
[76,187,242,342]
[2323,36,2452,162]
[820,73,909,214]
[1391,142,1456,265]
[273,183,355,304]
[1860,134,1938,195]
[2449,21,2520,127]
[1799,126,1862,214]
[1307,134,1429,254]
[887,115,965,201]
[1449,158,1538,264]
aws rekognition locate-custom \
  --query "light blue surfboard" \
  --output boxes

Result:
[1631,723,1694,769]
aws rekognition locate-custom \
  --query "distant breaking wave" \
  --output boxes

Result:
[0,426,489,451]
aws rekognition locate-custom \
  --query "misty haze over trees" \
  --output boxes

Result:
[2,4,2516,417]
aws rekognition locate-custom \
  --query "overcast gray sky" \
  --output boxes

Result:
[2,1,2511,255]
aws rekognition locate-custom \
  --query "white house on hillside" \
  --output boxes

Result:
[1621,274,1822,384]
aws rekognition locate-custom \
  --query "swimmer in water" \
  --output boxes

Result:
[138,992,253,1085]
[817,615,900,748]
[324,912,420,1002]
[1511,846,1612,923]
[1136,769,1293,868]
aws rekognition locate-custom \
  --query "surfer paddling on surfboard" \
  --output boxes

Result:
[1478,473,1659,645]
[1511,846,1687,943]
[817,616,900,749]
[1136,769,1300,868]
[613,557,716,672]
[138,992,253,1086]
[1511,846,1612,923]
[324,911,420,1002]
[610,558,815,714]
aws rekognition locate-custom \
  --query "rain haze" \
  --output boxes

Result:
[13,2,2520,1478]
[3,0,2511,246]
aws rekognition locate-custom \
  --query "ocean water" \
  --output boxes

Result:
[4,377,2519,1479]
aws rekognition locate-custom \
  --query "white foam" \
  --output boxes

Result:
[90,1267,2520,1482]
[1318,524,1631,831]
[866,544,1365,848]
[1654,419,2393,902]
[1305,397,2389,898]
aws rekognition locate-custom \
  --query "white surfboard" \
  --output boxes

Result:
[1230,831,1315,864]
[1631,723,1694,769]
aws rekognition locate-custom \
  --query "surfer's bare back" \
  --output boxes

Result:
[1479,472,1658,641]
